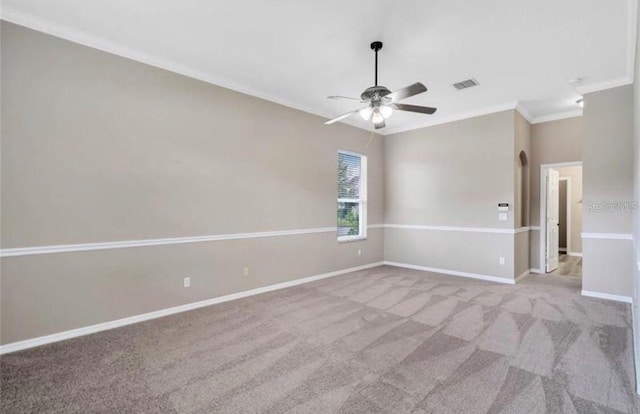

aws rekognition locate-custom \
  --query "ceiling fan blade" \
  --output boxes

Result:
[374,119,386,129]
[392,103,437,115]
[328,95,364,102]
[387,82,427,102]
[324,108,365,125]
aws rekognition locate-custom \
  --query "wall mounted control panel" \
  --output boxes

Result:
[498,203,509,221]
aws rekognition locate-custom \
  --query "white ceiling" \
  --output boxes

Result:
[1,0,637,134]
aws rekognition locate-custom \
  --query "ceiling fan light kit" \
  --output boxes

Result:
[325,41,437,129]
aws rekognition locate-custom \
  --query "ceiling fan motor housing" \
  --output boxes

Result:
[360,85,392,104]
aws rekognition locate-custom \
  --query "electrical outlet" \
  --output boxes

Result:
[357,249,362,256]
[499,257,505,265]
[183,277,191,288]
[243,267,249,277]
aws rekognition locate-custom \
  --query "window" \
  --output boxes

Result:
[337,150,367,241]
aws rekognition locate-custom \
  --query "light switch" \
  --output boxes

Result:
[498,213,508,221]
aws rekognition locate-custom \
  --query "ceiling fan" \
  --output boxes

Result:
[325,41,437,129]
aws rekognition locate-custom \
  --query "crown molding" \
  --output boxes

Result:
[575,0,636,95]
[516,103,583,125]
[576,76,634,95]
[515,105,534,123]
[530,110,583,125]
[383,101,520,135]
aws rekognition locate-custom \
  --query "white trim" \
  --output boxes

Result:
[0,227,340,258]
[514,227,532,234]
[0,261,384,354]
[515,270,530,282]
[540,161,583,277]
[581,233,633,240]
[581,290,633,304]
[568,252,583,258]
[529,268,545,274]
[384,224,518,234]
[515,105,534,123]
[529,226,541,231]
[514,100,583,126]
[383,101,519,135]
[575,0,637,100]
[530,110,583,125]
[577,77,634,95]
[384,102,588,135]
[337,150,367,241]
[559,248,568,252]
[383,261,515,285]
[1,224,527,257]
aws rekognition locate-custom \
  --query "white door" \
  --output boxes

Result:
[546,168,560,272]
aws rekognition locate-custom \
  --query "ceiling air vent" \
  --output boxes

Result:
[453,78,479,90]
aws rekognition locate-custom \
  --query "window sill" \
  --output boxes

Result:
[338,236,367,243]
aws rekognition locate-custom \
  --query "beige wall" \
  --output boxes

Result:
[557,166,583,253]
[529,117,583,270]
[515,112,531,228]
[384,110,516,228]
[384,110,518,280]
[583,86,634,235]
[514,111,531,275]
[583,85,634,297]
[0,23,385,344]
[3,20,638,349]
[514,231,529,278]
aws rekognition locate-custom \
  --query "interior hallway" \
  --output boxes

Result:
[550,254,583,278]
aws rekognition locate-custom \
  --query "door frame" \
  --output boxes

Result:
[539,161,582,274]
[558,176,572,254]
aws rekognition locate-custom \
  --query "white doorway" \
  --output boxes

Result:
[540,162,583,276]
[546,168,560,272]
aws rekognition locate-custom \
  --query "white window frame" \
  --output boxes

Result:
[337,150,367,242]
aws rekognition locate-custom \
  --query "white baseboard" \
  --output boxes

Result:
[0,262,384,355]
[383,261,514,285]
[581,290,633,304]
[568,252,583,257]
[529,268,545,274]
[559,248,568,252]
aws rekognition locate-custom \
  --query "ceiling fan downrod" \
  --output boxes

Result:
[371,41,383,86]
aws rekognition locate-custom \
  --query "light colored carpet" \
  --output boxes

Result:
[1,265,638,413]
